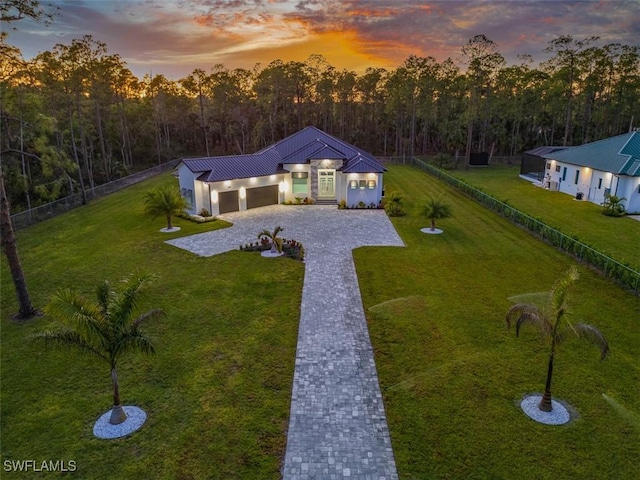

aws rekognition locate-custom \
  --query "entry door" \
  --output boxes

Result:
[318,169,335,198]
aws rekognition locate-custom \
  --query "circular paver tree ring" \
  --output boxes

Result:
[261,250,284,257]
[520,395,571,425]
[160,227,181,233]
[93,406,147,439]
[420,227,443,234]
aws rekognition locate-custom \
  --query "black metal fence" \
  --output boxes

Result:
[409,158,640,294]
[10,160,180,230]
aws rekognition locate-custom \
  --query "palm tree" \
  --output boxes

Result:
[34,274,164,425]
[144,185,189,230]
[422,196,453,232]
[506,266,609,412]
[602,193,626,217]
[258,226,284,253]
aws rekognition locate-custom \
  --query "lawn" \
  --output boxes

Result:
[1,173,305,479]
[354,165,640,479]
[449,164,640,271]
[2,166,638,479]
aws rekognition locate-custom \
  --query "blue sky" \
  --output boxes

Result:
[5,0,640,78]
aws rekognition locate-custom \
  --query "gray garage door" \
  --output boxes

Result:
[246,185,279,209]
[218,190,239,214]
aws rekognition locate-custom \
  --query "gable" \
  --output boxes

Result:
[179,126,384,181]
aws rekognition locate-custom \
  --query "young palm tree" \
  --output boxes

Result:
[506,266,609,412]
[34,274,164,425]
[144,185,189,230]
[422,196,453,231]
[258,226,284,253]
[602,193,626,217]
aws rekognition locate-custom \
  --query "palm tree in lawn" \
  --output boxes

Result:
[258,226,284,253]
[34,274,164,425]
[506,266,609,412]
[144,185,189,230]
[422,196,453,232]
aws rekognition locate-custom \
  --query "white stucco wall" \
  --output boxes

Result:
[544,160,639,212]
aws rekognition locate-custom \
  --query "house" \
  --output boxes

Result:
[520,146,568,182]
[539,132,640,213]
[175,127,386,216]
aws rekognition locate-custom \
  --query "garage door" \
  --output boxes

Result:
[218,190,239,214]
[246,185,279,209]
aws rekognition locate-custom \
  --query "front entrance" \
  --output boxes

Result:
[318,169,336,198]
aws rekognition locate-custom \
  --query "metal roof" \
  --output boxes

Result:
[523,146,568,157]
[542,132,640,176]
[178,127,385,181]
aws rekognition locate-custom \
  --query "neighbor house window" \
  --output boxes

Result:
[574,170,580,185]
[291,172,308,194]
[555,165,561,172]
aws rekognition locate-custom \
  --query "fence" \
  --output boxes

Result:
[10,160,180,230]
[408,158,640,294]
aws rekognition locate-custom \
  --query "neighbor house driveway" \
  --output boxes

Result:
[167,205,404,479]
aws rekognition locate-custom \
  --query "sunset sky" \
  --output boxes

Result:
[5,0,640,79]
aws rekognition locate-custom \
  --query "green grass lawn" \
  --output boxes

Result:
[1,173,304,479]
[449,164,640,271]
[2,167,639,479]
[355,165,640,479]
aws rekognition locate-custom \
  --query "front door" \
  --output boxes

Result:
[318,169,335,198]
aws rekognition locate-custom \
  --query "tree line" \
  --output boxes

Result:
[1,31,639,212]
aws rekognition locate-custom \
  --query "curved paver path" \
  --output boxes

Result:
[166,205,404,479]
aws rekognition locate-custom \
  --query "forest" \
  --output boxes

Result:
[1,23,639,212]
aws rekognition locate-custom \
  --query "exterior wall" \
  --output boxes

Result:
[201,174,284,216]
[282,164,312,202]
[343,172,384,207]
[544,159,640,212]
[309,159,344,199]
[177,164,199,214]
[617,176,640,213]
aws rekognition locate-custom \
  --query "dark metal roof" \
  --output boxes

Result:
[523,146,568,157]
[178,126,385,180]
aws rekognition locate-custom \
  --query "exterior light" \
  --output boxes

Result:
[239,187,246,199]
[250,177,257,184]
[224,180,231,188]
[211,190,218,204]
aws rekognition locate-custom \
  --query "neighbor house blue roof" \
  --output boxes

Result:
[178,127,385,181]
[542,132,640,176]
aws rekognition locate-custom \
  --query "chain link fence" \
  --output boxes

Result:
[10,160,180,231]
[408,158,640,294]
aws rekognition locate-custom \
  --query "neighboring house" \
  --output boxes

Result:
[539,131,640,213]
[176,127,386,216]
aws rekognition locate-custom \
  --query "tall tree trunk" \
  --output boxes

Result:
[0,167,39,319]
[109,366,127,424]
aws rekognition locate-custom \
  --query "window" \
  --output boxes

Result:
[574,170,580,185]
[359,180,366,190]
[555,165,561,172]
[291,172,308,194]
[349,180,358,190]
[598,178,602,190]
[367,180,376,189]
[562,167,567,181]
[546,163,551,170]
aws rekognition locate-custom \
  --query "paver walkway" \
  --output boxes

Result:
[166,205,404,479]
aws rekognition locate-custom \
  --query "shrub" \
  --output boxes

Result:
[199,208,210,217]
[602,194,626,217]
[384,191,406,217]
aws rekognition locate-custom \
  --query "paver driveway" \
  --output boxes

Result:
[166,205,404,479]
